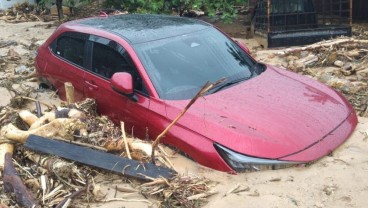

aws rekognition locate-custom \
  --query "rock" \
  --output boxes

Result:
[334,60,344,67]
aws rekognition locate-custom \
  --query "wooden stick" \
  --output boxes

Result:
[121,122,131,159]
[187,189,217,200]
[64,82,75,105]
[14,96,54,109]
[150,79,225,164]
[55,186,88,208]
[0,144,14,169]
[280,38,368,55]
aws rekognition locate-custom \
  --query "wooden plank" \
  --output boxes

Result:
[24,135,176,180]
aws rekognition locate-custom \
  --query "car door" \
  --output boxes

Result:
[84,35,150,138]
[47,32,88,101]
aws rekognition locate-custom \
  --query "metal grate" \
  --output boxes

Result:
[253,0,351,33]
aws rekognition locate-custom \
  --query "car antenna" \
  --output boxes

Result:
[99,11,108,18]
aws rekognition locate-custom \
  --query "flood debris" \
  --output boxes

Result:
[0,2,53,23]
[140,176,216,207]
[24,135,175,180]
[0,96,216,207]
[0,41,17,49]
[3,153,39,207]
[1,11,367,207]
[223,184,250,197]
[259,37,368,117]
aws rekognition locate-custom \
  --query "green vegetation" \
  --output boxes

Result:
[37,0,247,22]
[104,0,248,22]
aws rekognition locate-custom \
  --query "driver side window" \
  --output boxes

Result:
[92,42,128,79]
[89,36,148,95]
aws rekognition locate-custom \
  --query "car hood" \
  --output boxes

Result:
[165,66,353,159]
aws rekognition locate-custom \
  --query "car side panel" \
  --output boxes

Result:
[83,70,149,138]
[39,46,86,101]
[146,98,233,172]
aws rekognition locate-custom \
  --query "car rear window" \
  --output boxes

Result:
[54,35,86,67]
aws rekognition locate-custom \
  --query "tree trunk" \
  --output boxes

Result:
[56,0,64,21]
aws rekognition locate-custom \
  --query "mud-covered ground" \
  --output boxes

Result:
[0,11,368,208]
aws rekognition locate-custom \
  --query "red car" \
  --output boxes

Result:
[35,14,357,172]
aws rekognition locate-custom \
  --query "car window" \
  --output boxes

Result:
[89,36,148,94]
[134,28,260,100]
[92,42,128,79]
[52,34,86,67]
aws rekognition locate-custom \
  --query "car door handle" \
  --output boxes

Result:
[85,80,98,90]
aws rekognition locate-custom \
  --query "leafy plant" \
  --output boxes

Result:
[103,0,248,22]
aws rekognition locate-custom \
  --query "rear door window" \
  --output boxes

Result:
[51,32,88,68]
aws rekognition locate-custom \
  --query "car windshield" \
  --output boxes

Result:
[134,27,263,100]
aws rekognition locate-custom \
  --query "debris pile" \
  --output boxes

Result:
[0,97,215,207]
[271,38,368,117]
[0,3,46,23]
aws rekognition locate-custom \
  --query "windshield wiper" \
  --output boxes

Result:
[208,76,251,94]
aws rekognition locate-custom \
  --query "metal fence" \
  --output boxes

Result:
[253,0,352,33]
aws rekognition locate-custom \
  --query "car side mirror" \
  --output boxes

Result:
[111,72,137,101]
[235,40,251,54]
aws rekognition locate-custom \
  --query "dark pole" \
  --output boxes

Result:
[56,0,64,21]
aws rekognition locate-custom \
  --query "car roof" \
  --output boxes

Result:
[76,14,212,44]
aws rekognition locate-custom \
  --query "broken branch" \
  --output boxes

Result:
[280,38,368,55]
[55,186,88,208]
[151,79,225,164]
